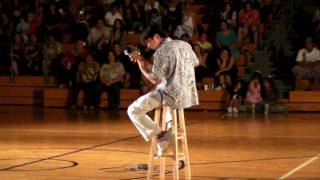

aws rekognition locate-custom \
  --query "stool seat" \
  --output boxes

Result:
[147,106,191,180]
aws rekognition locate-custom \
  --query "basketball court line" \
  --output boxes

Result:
[279,152,320,179]
[0,119,206,172]
[0,135,140,171]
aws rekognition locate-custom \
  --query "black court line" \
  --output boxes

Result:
[0,158,78,171]
[0,118,206,172]
[109,155,318,180]
[0,135,140,171]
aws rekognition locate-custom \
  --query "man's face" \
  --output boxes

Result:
[145,35,161,50]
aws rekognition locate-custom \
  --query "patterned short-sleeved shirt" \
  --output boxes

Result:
[150,38,199,109]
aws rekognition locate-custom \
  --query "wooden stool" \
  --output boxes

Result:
[147,106,191,180]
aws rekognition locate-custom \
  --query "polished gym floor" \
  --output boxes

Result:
[0,105,319,179]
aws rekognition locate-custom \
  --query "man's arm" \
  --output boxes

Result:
[131,53,161,85]
[139,61,161,85]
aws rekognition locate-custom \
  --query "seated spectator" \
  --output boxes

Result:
[312,8,320,30]
[71,7,89,42]
[258,0,273,25]
[110,18,127,47]
[121,0,140,16]
[56,40,85,88]
[216,20,240,61]
[196,32,213,52]
[0,13,13,75]
[0,13,13,42]
[45,3,63,41]
[220,2,237,28]
[101,0,115,11]
[65,40,87,102]
[193,43,209,83]
[16,17,30,42]
[313,9,320,47]
[226,80,243,115]
[56,52,77,88]
[147,8,162,29]
[16,17,30,34]
[87,19,111,51]
[24,34,42,75]
[161,1,182,34]
[11,33,24,75]
[34,5,45,41]
[70,53,100,111]
[98,50,125,110]
[194,12,205,36]
[293,37,320,90]
[26,12,40,35]
[245,71,263,114]
[238,2,260,44]
[215,47,237,88]
[123,3,144,32]
[104,3,123,27]
[144,0,160,12]
[42,34,63,83]
[173,3,193,39]
[262,76,279,115]
[12,1,23,25]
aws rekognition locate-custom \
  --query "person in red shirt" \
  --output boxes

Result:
[238,2,260,45]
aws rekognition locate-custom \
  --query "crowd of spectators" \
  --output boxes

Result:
[0,0,279,111]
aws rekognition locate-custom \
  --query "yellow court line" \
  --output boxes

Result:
[279,152,320,179]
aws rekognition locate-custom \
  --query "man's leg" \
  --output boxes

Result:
[127,92,162,142]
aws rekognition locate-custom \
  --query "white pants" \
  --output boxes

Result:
[127,92,173,142]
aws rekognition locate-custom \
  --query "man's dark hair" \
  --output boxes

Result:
[141,25,167,41]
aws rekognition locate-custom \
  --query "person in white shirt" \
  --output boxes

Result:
[104,3,123,26]
[293,37,320,90]
[87,19,110,50]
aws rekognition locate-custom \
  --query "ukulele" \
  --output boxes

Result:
[123,49,142,63]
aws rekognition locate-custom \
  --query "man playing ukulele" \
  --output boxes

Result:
[127,26,199,156]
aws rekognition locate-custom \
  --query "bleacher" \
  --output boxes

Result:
[0,76,227,110]
[285,91,320,112]
[2,76,320,112]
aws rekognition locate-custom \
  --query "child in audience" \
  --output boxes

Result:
[262,76,279,115]
[245,71,263,114]
[226,80,243,115]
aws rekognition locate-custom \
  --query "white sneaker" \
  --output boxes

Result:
[215,86,222,91]
[156,130,172,156]
[232,107,238,113]
[264,104,269,115]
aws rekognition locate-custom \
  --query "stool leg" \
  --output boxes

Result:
[172,110,179,180]
[148,108,161,180]
[159,107,168,180]
[178,109,191,179]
